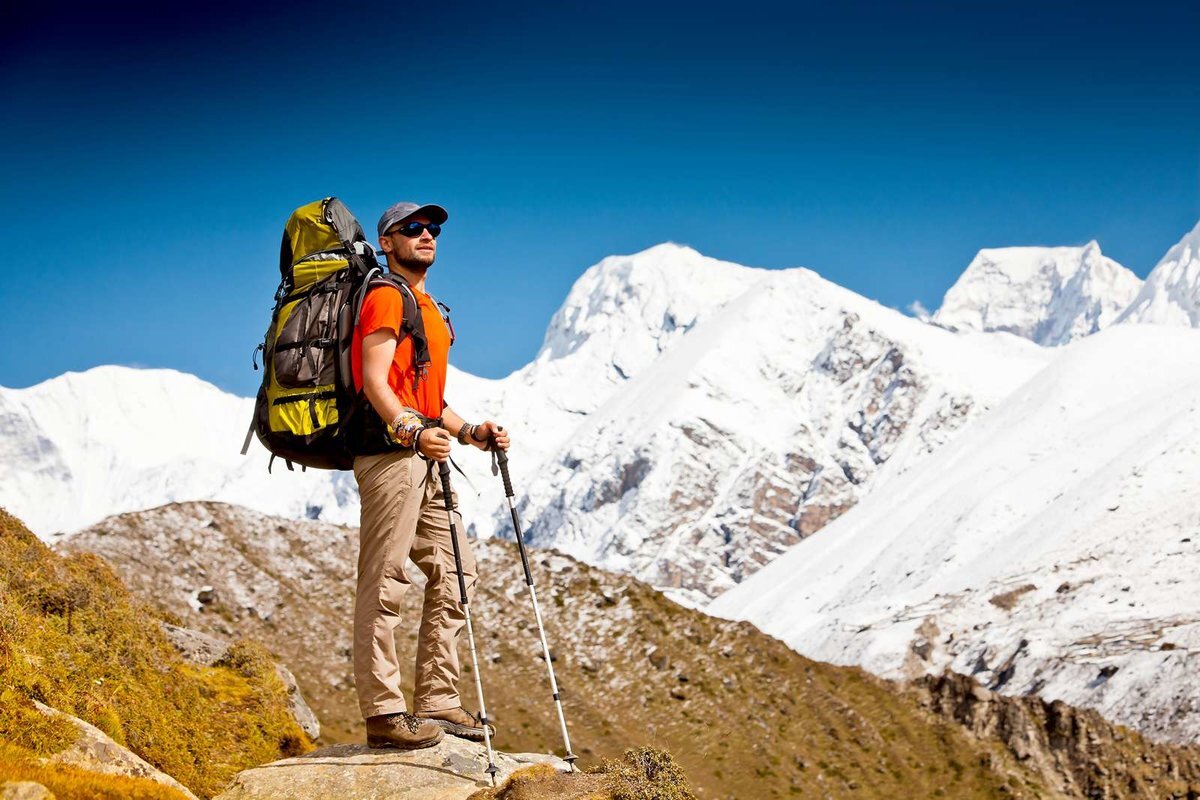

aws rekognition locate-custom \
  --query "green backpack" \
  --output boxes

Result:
[241,197,450,471]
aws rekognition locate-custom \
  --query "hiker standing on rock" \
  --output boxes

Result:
[350,201,509,750]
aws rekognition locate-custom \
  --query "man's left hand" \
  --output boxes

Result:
[472,420,510,451]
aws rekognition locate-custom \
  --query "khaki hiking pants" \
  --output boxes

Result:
[353,449,477,719]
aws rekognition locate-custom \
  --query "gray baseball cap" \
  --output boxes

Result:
[377,201,449,238]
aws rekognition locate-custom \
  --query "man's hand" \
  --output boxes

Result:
[471,421,510,451]
[418,427,453,461]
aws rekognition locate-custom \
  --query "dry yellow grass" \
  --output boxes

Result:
[0,508,312,798]
[468,747,694,800]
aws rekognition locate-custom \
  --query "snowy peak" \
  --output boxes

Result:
[536,242,763,365]
[1116,219,1200,327]
[933,242,1142,346]
[515,243,771,418]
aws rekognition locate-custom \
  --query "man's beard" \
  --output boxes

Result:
[394,252,435,273]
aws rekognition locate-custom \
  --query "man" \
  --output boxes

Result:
[350,200,510,750]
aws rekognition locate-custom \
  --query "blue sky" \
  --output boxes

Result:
[2,0,1198,394]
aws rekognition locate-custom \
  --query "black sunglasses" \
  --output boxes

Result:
[389,221,442,238]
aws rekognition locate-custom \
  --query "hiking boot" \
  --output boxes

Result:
[415,707,496,741]
[365,712,444,750]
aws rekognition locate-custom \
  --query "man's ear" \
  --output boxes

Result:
[378,235,392,254]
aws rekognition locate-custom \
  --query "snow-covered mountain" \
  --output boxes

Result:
[932,242,1142,345]
[711,324,1200,744]
[1117,220,1200,327]
[465,245,1050,601]
[0,366,361,535]
[0,243,1050,600]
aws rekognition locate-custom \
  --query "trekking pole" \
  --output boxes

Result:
[494,446,578,770]
[436,460,499,785]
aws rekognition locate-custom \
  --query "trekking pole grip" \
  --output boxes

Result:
[495,448,514,498]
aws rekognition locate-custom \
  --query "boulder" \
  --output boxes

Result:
[33,701,198,800]
[215,736,567,800]
[0,783,55,800]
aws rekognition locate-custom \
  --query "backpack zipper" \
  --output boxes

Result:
[271,390,337,406]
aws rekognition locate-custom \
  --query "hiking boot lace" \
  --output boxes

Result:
[395,712,424,734]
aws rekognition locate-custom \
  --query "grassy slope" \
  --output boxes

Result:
[0,508,311,799]
[65,501,1200,798]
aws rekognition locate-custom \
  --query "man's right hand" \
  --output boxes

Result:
[418,427,453,461]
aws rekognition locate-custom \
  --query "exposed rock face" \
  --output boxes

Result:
[482,258,1048,602]
[160,622,321,740]
[214,738,565,800]
[918,672,1200,799]
[160,622,230,666]
[712,326,1200,745]
[32,700,199,800]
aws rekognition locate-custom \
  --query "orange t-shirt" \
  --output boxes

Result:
[351,283,452,419]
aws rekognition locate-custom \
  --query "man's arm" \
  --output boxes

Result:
[362,329,404,424]
[362,329,452,459]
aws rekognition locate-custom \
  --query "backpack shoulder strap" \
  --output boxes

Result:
[426,294,456,347]
[359,273,431,390]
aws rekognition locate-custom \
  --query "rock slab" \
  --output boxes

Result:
[215,737,566,800]
[33,701,198,800]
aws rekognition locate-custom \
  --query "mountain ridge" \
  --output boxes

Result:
[63,500,1200,800]
[3,242,1050,602]
[1117,220,1200,327]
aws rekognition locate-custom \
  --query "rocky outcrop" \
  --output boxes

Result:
[160,622,320,740]
[918,672,1200,799]
[32,701,199,800]
[215,737,566,800]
